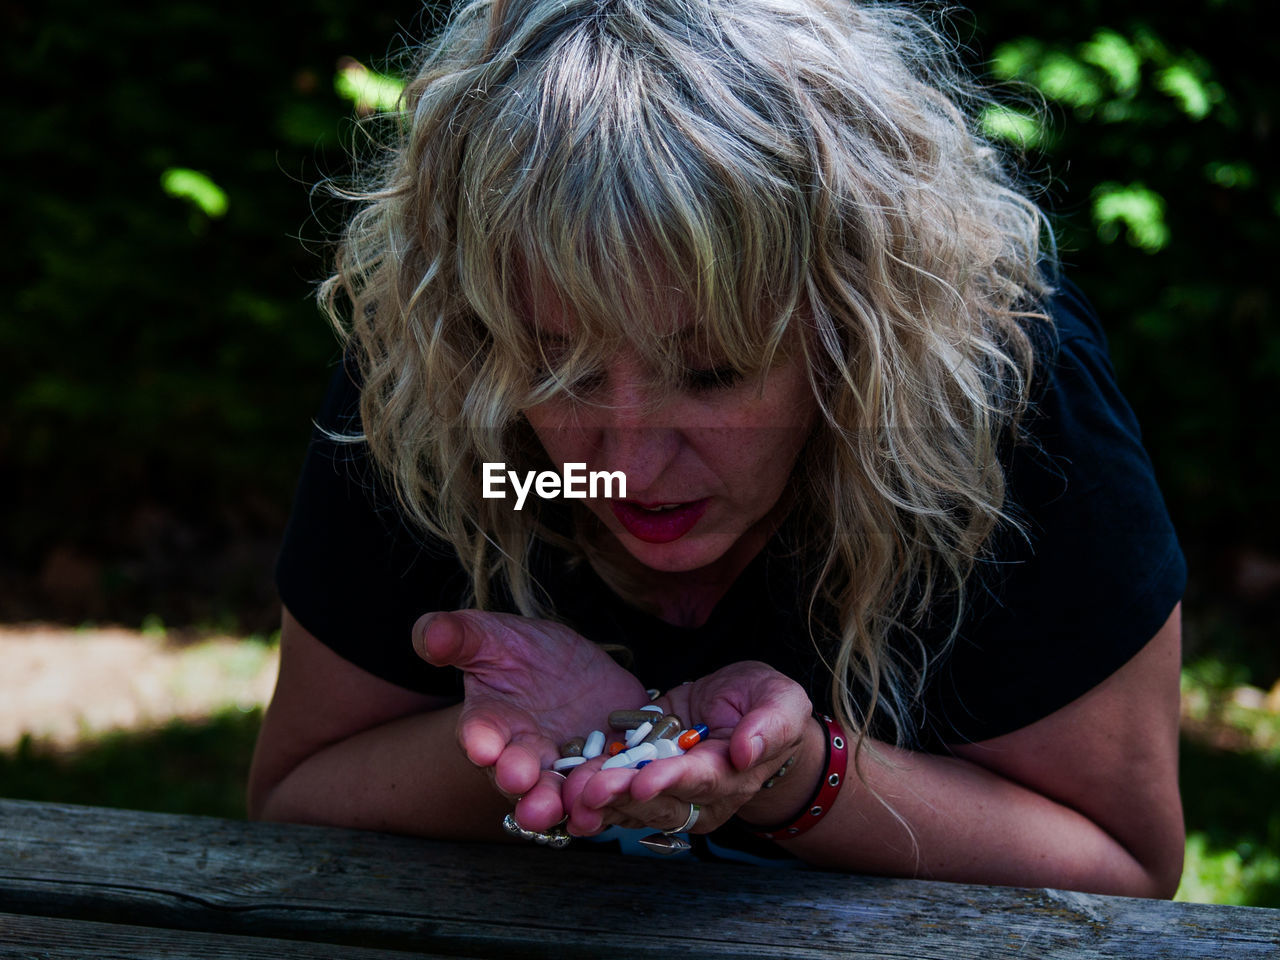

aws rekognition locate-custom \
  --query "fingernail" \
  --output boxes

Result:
[750,735,765,767]
[412,613,436,656]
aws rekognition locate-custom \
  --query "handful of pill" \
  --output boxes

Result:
[551,703,710,773]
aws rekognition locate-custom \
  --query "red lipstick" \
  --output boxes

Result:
[610,499,709,544]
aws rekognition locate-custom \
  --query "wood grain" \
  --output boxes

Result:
[0,912,462,960]
[1,800,1276,958]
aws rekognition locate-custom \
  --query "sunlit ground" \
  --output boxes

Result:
[0,624,277,819]
[1,624,1276,906]
[0,624,277,750]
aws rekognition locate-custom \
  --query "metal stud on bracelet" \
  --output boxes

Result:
[746,713,849,841]
[762,754,796,789]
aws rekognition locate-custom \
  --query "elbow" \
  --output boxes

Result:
[247,776,308,825]
[1109,815,1185,900]
[1134,796,1187,900]
[245,773,278,822]
[1143,821,1186,900]
[246,744,300,823]
[1123,857,1183,901]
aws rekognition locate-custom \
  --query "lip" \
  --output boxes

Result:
[610,498,710,544]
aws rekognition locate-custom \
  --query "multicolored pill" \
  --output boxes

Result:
[676,724,709,750]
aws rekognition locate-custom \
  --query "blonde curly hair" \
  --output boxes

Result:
[320,0,1054,747]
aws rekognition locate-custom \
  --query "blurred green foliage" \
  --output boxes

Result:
[969,2,1278,588]
[1176,658,1280,905]
[2,0,419,595]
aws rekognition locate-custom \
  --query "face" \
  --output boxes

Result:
[521,313,819,579]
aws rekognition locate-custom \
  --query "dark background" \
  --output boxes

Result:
[5,0,1276,671]
[2,0,1278,900]
[4,0,1277,689]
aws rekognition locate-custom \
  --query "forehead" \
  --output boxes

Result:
[523,273,702,343]
[504,256,787,377]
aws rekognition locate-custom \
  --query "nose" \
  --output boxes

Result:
[590,357,680,494]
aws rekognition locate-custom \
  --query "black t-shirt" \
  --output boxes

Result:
[276,283,1186,751]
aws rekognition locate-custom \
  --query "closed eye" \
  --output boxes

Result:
[683,365,744,392]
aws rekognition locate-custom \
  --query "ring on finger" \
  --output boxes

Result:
[665,802,700,835]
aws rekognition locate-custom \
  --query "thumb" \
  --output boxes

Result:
[729,699,810,772]
[413,610,491,669]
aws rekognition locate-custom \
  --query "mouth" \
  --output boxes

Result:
[610,498,710,544]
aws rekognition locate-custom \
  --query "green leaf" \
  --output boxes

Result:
[1157,63,1213,120]
[1080,29,1142,97]
[980,104,1045,149]
[1038,51,1106,109]
[334,57,405,114]
[160,168,228,219]
[1092,182,1170,252]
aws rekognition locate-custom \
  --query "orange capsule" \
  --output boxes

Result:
[677,724,709,750]
[608,741,626,756]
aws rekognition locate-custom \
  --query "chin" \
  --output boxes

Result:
[619,535,733,574]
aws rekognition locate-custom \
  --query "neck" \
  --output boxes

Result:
[582,496,792,629]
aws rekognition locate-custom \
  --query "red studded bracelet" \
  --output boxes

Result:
[748,713,849,840]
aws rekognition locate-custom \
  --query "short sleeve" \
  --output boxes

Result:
[274,358,468,696]
[917,285,1187,746]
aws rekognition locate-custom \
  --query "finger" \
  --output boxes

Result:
[493,739,546,797]
[564,764,637,836]
[575,765,640,811]
[558,756,602,814]
[600,796,693,833]
[628,741,728,802]
[457,711,511,768]
[566,803,606,837]
[513,770,568,832]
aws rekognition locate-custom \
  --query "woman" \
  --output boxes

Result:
[248,0,1187,896]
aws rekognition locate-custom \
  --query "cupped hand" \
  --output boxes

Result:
[559,661,813,836]
[413,610,648,831]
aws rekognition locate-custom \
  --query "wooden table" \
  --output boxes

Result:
[1,799,1277,958]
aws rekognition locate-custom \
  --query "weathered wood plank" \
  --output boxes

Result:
[0,912,467,959]
[1,800,1276,959]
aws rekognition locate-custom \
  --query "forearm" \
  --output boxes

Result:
[740,722,1169,896]
[252,703,510,841]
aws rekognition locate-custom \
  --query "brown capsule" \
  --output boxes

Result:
[559,737,586,758]
[608,709,662,730]
[643,714,684,743]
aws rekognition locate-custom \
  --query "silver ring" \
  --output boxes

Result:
[665,802,700,835]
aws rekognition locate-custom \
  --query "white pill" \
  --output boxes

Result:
[625,722,653,747]
[653,739,682,759]
[601,753,631,770]
[641,704,664,715]
[583,730,606,759]
[624,742,657,766]
[553,756,587,771]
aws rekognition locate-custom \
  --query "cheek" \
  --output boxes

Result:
[522,403,590,462]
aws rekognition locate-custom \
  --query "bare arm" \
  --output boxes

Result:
[567,604,1184,897]
[780,603,1184,896]
[247,608,511,838]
